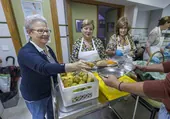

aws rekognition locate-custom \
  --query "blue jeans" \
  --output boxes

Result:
[25,96,54,119]
[158,104,170,119]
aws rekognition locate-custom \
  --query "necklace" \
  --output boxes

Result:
[119,36,128,50]
[84,39,93,49]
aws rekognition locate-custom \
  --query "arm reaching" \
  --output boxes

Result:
[102,74,170,99]
[135,63,164,72]
[102,75,146,96]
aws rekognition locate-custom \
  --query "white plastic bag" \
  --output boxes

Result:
[0,74,11,93]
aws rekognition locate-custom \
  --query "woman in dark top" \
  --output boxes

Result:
[18,14,90,119]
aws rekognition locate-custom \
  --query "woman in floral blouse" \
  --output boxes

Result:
[106,17,136,58]
[70,19,107,62]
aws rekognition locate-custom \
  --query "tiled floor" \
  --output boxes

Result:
[1,98,31,119]
[1,96,158,119]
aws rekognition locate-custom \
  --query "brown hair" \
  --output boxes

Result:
[116,17,131,35]
[81,19,95,29]
[158,16,170,26]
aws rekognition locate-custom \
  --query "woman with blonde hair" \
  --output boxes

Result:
[70,19,107,62]
[106,17,136,58]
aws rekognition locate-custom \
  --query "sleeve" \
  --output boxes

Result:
[146,29,157,47]
[106,34,117,51]
[18,49,65,76]
[143,74,170,99]
[70,40,80,63]
[163,61,170,73]
[96,38,108,59]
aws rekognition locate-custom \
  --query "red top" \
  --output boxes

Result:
[143,61,170,112]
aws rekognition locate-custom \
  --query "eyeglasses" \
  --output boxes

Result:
[31,29,52,34]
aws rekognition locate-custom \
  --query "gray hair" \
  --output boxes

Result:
[25,14,47,30]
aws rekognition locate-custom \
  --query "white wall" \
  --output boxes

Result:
[127,0,170,8]
[56,0,69,63]
[125,5,138,35]
[0,2,18,67]
[125,5,138,27]
[148,9,162,33]
[162,4,170,17]
[133,11,150,37]
[136,11,150,28]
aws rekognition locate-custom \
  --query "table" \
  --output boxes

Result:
[53,87,124,119]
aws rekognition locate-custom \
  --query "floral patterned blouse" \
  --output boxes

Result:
[70,37,107,62]
[106,34,136,56]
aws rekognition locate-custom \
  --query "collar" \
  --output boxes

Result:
[30,40,49,52]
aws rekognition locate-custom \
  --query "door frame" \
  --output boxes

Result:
[66,0,124,53]
[1,0,22,54]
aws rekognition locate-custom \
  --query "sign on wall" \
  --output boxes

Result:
[21,1,43,18]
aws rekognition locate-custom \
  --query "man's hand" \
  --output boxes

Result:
[135,65,147,72]
[102,75,120,88]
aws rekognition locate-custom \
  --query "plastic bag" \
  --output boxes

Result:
[133,60,166,80]
[0,74,11,93]
[93,73,135,101]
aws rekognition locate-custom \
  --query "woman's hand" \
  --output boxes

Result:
[74,60,91,70]
[106,49,114,56]
[102,75,120,88]
[65,60,91,72]
[129,51,134,57]
[115,50,123,56]
[151,56,160,64]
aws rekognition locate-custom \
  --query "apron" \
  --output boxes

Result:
[78,38,101,62]
[117,36,131,55]
[143,36,164,60]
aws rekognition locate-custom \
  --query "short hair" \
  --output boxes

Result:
[25,14,47,31]
[81,19,95,29]
[158,16,170,26]
[116,17,131,35]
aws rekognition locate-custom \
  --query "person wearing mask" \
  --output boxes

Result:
[102,61,170,119]
[18,14,90,119]
[143,16,170,63]
[106,17,136,58]
[70,19,107,63]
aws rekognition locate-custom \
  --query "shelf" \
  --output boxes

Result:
[131,28,148,29]
[162,30,170,34]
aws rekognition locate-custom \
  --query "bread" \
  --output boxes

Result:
[96,60,117,67]
[96,60,108,67]
[86,62,95,68]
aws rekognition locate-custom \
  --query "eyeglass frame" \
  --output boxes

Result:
[31,28,52,34]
